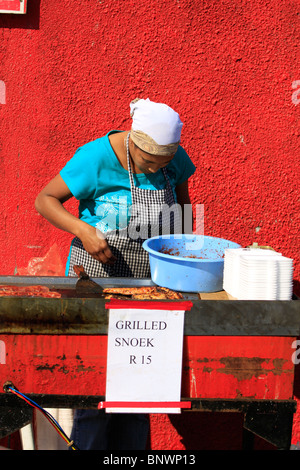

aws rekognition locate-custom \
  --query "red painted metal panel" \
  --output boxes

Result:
[182,336,295,400]
[0,334,295,400]
[0,335,108,395]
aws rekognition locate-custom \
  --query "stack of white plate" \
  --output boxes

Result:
[223,248,293,300]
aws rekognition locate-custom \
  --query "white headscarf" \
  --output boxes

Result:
[129,98,183,155]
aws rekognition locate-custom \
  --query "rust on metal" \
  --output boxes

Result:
[217,356,292,381]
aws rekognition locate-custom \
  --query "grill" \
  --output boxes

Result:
[0,274,299,449]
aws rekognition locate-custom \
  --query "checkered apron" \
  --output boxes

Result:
[67,134,181,278]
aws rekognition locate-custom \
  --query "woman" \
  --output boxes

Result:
[35,98,196,450]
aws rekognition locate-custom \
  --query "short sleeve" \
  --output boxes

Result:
[60,146,99,200]
[171,146,196,186]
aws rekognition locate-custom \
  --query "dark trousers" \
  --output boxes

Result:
[70,409,149,450]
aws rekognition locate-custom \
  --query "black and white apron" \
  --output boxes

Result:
[67,134,181,279]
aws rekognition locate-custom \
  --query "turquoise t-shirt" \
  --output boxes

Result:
[60,131,196,233]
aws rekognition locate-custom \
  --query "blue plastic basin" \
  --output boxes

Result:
[142,234,241,293]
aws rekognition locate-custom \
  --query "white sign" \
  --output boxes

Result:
[105,305,185,413]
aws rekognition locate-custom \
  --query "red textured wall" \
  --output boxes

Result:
[0,0,299,450]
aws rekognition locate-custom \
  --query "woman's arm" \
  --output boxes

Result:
[35,174,116,265]
[175,180,194,234]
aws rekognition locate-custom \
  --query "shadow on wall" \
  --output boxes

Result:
[0,0,40,30]
[147,412,276,450]
[167,412,276,450]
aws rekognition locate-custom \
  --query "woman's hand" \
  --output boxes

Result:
[78,224,116,265]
